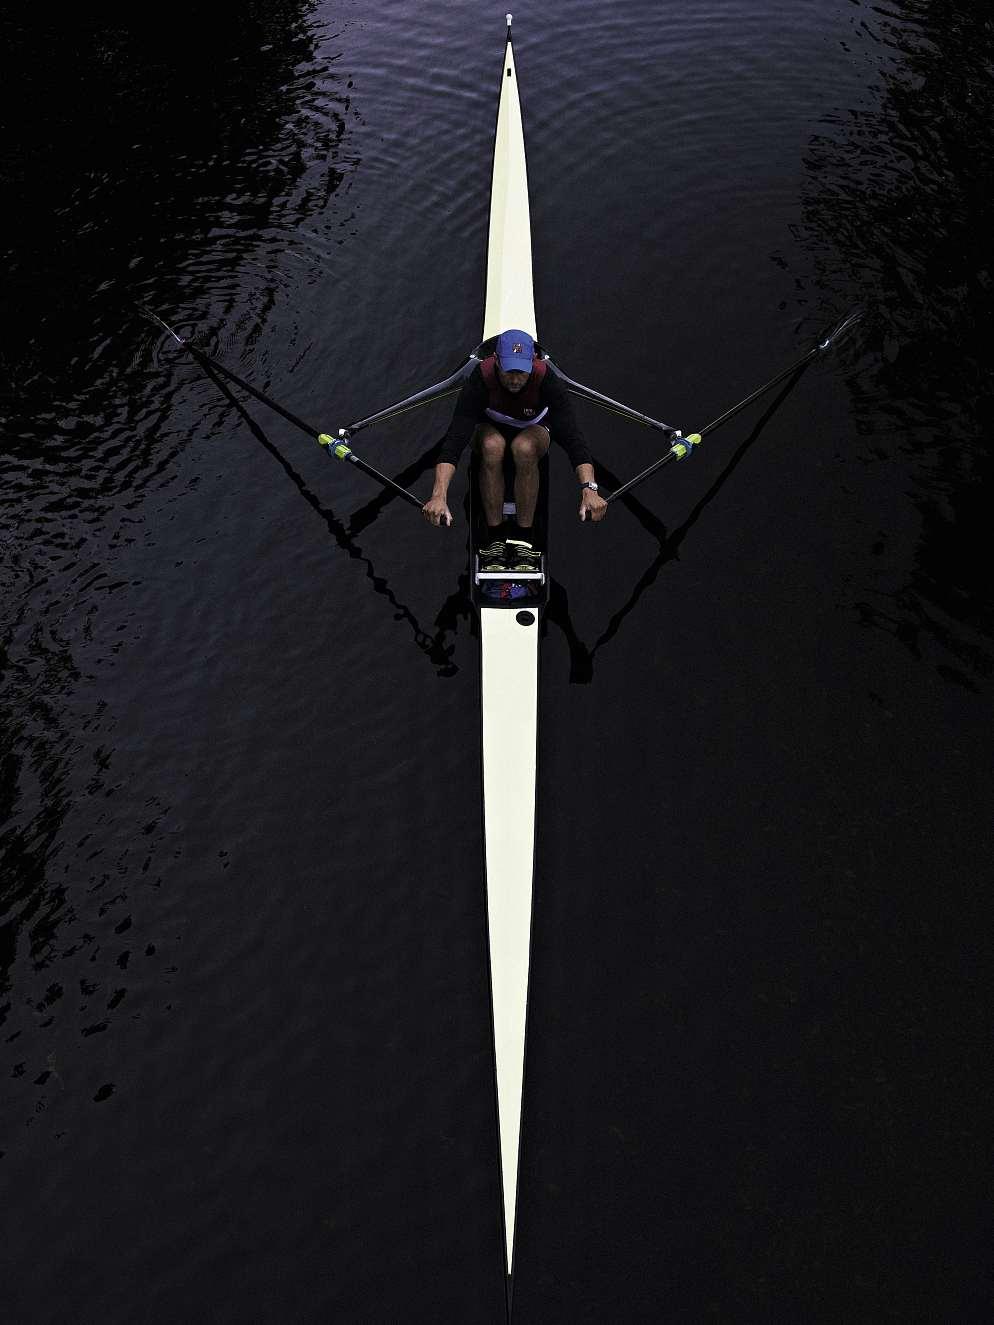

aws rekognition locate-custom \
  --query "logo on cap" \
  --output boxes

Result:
[512,343,524,355]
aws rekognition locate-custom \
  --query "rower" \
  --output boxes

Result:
[422,328,608,568]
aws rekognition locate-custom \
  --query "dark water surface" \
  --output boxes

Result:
[3,2,991,1320]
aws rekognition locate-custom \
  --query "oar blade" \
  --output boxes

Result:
[817,306,865,352]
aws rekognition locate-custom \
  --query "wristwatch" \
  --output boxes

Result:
[580,481,599,492]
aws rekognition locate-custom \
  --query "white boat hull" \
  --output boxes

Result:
[483,29,537,341]
[479,18,539,1279]
[481,604,538,1273]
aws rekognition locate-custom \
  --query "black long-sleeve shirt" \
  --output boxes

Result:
[436,365,592,469]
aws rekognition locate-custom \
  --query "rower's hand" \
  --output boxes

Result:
[422,494,452,528]
[579,489,608,523]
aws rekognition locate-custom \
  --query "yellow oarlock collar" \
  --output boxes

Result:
[671,432,702,460]
[318,433,353,461]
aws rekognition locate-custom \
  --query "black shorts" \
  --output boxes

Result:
[473,420,551,449]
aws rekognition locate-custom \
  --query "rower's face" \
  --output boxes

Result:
[498,366,530,393]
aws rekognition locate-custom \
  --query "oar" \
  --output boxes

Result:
[605,308,865,504]
[144,309,426,510]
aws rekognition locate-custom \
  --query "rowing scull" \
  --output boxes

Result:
[476,13,540,1289]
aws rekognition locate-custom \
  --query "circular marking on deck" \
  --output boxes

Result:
[515,610,536,626]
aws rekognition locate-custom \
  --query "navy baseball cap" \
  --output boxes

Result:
[495,329,535,372]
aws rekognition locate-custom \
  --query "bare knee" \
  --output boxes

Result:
[511,431,543,466]
[477,428,506,466]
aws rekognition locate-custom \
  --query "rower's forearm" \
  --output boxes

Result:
[432,461,456,496]
[575,463,595,484]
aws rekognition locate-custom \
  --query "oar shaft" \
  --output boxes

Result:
[698,308,863,439]
[605,450,678,504]
[604,355,810,506]
[605,309,864,505]
[317,434,423,508]
[145,308,324,441]
[148,309,427,510]
[188,344,323,441]
[201,346,422,506]
[697,348,815,438]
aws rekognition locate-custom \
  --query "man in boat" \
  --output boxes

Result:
[422,329,607,570]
